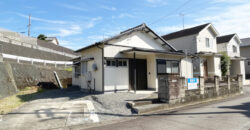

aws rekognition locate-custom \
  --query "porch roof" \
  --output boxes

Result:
[195,52,222,57]
[120,47,187,56]
[231,56,246,60]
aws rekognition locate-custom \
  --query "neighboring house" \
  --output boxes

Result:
[217,34,246,84]
[45,37,59,45]
[240,38,250,79]
[162,23,221,79]
[73,23,193,93]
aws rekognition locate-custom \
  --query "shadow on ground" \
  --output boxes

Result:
[16,85,91,102]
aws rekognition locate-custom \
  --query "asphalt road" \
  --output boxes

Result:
[89,93,250,130]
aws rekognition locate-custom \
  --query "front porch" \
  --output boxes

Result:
[104,48,186,93]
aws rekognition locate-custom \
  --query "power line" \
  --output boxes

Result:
[148,0,193,26]
[179,13,185,29]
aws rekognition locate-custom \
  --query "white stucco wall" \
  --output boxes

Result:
[72,46,103,92]
[180,57,193,78]
[197,27,217,53]
[227,37,240,57]
[146,54,157,90]
[217,43,227,53]
[166,34,197,53]
[214,56,222,77]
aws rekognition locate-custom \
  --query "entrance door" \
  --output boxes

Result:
[129,59,147,90]
[203,60,208,79]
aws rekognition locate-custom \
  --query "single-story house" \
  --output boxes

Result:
[72,23,193,93]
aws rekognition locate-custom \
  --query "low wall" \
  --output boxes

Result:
[158,75,243,104]
[0,61,72,99]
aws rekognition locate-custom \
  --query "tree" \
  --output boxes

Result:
[37,34,47,40]
[220,52,231,76]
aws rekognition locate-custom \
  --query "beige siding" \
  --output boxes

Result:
[197,27,217,53]
[180,57,193,78]
[166,34,197,53]
[227,37,240,57]
[217,43,227,53]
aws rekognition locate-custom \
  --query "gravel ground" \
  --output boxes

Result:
[85,93,148,121]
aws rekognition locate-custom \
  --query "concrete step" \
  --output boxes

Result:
[127,98,160,108]
[133,103,169,114]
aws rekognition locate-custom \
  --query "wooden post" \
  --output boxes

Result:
[133,52,136,94]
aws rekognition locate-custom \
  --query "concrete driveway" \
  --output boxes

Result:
[0,87,99,130]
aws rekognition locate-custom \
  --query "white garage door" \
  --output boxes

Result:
[104,59,129,92]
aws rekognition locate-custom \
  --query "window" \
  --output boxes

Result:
[106,59,127,67]
[206,38,210,48]
[233,45,237,53]
[157,59,179,74]
[248,61,250,66]
[74,64,81,78]
[81,62,87,74]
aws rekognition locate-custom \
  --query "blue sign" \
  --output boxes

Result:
[187,78,199,90]
[188,78,198,83]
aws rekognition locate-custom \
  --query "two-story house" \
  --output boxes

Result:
[216,34,245,80]
[162,23,221,79]
[72,23,193,93]
[240,38,250,79]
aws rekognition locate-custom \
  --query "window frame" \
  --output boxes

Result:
[106,59,128,67]
[233,45,237,53]
[206,38,210,48]
[156,59,180,75]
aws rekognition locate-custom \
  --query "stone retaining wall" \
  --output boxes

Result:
[159,75,243,104]
[0,61,72,99]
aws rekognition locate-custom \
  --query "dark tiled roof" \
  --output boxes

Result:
[216,34,235,44]
[241,38,250,47]
[162,23,210,40]
[75,23,177,52]
[37,39,79,56]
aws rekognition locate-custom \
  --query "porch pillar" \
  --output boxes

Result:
[133,52,136,93]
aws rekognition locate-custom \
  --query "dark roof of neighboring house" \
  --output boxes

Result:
[75,23,177,52]
[216,34,235,44]
[162,23,210,40]
[37,39,79,56]
[241,38,250,47]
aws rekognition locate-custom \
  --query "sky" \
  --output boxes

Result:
[0,0,250,50]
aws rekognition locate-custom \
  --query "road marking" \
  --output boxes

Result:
[81,100,99,123]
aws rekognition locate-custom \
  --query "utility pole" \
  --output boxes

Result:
[27,14,31,37]
[179,13,185,29]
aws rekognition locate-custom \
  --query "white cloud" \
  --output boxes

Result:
[195,3,250,38]
[112,13,135,19]
[146,0,167,7]
[101,6,116,11]
[16,13,67,24]
[59,3,87,11]
[212,0,247,3]
[57,25,82,37]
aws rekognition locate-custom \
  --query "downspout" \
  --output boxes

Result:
[97,43,104,93]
